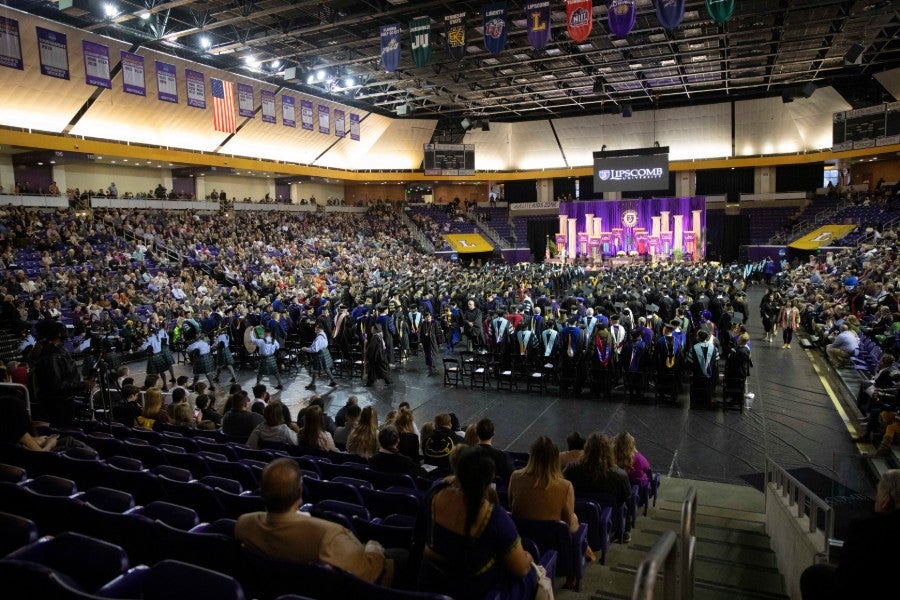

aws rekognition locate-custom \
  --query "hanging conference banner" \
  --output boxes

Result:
[185,69,206,109]
[334,109,346,138]
[445,12,466,61]
[282,95,295,127]
[155,61,177,103]
[82,41,110,88]
[36,26,69,80]
[380,24,401,72]
[300,99,314,130]
[237,83,254,117]
[655,0,685,29]
[318,104,330,134]
[0,17,23,70]
[349,113,360,141]
[706,0,734,24]
[483,2,508,56]
[607,0,637,37]
[120,51,145,96]
[260,89,276,123]
[410,16,431,68]
[524,1,551,50]
[566,0,592,43]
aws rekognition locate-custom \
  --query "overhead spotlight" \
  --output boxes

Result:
[481,119,490,132]
[316,70,326,81]
[800,82,817,98]
[271,60,281,69]
[844,43,864,65]
[622,104,633,118]
[460,117,471,130]
[244,56,258,68]
[199,37,211,50]
[307,74,315,84]
[103,3,118,18]
[344,76,354,88]
[139,11,151,20]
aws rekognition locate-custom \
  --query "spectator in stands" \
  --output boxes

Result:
[394,406,421,464]
[346,405,379,458]
[107,183,118,198]
[171,402,196,428]
[248,400,298,449]
[0,393,58,451]
[334,395,359,428]
[195,393,221,428]
[423,413,458,469]
[222,393,264,439]
[475,418,514,483]
[800,469,900,600]
[333,403,361,448]
[135,387,170,429]
[826,324,859,367]
[563,433,632,541]
[559,431,586,468]
[236,457,405,587]
[370,425,421,478]
[508,436,578,529]
[613,432,653,489]
[31,319,83,428]
[296,404,336,451]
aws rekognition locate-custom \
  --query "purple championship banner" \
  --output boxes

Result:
[185,69,206,109]
[237,83,254,117]
[282,94,296,127]
[36,26,69,80]
[334,109,345,138]
[260,89,276,123]
[349,113,360,141]
[155,60,177,103]
[300,99,314,130]
[120,51,145,96]
[0,17,24,70]
[82,41,111,88]
[318,104,330,134]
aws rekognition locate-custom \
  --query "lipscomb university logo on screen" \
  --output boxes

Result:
[598,170,611,181]
[622,209,639,227]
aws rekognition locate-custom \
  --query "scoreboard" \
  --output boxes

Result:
[424,144,475,176]
[833,102,900,150]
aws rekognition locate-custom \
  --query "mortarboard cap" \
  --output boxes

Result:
[613,302,625,309]
[646,303,659,313]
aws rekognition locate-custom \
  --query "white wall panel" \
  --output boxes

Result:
[361,119,437,170]
[63,163,165,196]
[654,103,732,160]
[290,181,344,203]
[511,121,565,170]
[315,113,395,169]
[464,124,513,171]
[200,173,268,201]
[555,112,655,167]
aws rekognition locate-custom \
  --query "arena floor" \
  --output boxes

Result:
[127,285,870,494]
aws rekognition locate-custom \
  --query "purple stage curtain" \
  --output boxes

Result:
[559,197,705,235]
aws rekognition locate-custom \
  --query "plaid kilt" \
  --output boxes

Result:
[146,351,169,375]
[160,344,175,368]
[310,348,334,372]
[216,344,235,367]
[192,351,215,375]
[258,354,278,376]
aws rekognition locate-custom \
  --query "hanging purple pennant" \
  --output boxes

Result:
[349,113,360,141]
[237,83,254,117]
[380,24,401,72]
[318,104,330,134]
[0,17,23,70]
[185,69,206,109]
[300,99,314,130]
[82,41,111,89]
[607,0,637,38]
[120,51,145,96]
[36,26,69,80]
[483,2,508,56]
[524,1,551,50]
[155,61,177,103]
[655,0,685,30]
[260,89,276,123]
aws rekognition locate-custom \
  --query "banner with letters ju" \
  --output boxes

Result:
[349,113,360,141]
[300,99,313,130]
[237,83,254,117]
[318,104,330,134]
[705,0,734,24]
[607,0,637,37]
[82,41,110,88]
[655,0,685,29]
[566,0,592,43]
[155,61,177,103]
[0,17,23,70]
[524,1,551,50]
[483,2,508,56]
[185,69,206,109]
[282,95,295,127]
[410,16,431,68]
[260,89,276,123]
[444,13,466,61]
[36,26,69,80]
[334,109,345,138]
[380,24,401,72]
[120,51,145,96]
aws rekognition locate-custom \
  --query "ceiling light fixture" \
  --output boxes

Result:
[199,37,211,50]
[103,3,117,19]
[139,11,151,20]
[316,70,326,81]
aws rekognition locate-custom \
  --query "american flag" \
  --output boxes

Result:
[210,78,236,133]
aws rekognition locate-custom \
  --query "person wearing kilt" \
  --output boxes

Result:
[213,329,238,384]
[251,326,283,390]
[186,336,217,391]
[153,320,177,386]
[140,331,173,391]
[302,322,337,391]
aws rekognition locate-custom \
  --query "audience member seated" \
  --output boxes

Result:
[236,457,407,587]
[222,393,264,439]
[563,433,632,541]
[333,403,361,448]
[0,393,59,451]
[474,418,514,483]
[394,407,421,464]
[136,387,170,429]
[613,432,652,489]
[195,393,222,428]
[423,413,458,469]
[248,400,298,449]
[826,324,860,367]
[559,431,586,468]
[296,404,336,451]
[370,425,422,478]
[346,405,379,458]
[334,395,359,428]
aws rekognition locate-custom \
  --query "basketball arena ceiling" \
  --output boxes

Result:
[12,0,900,126]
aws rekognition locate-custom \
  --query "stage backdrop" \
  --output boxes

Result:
[559,197,706,258]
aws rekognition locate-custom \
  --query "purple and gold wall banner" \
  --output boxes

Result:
[607,0,637,38]
[444,13,466,61]
[185,69,206,109]
[380,24,401,72]
[155,61,177,103]
[282,94,295,127]
[300,99,314,130]
[260,89,276,123]
[82,41,110,88]
[318,104,330,134]
[555,233,567,246]
[349,113,360,141]
[655,0,685,29]
[0,17,24,70]
[483,2,508,56]
[36,26,69,80]
[120,51,145,96]
[334,109,346,138]
[524,1,551,50]
[237,83,254,117]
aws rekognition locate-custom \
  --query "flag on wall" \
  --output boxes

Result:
[566,0,592,43]
[211,78,236,133]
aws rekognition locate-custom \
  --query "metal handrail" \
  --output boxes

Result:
[397,209,436,253]
[474,217,510,249]
[764,457,834,561]
[680,486,697,600]
[631,530,679,600]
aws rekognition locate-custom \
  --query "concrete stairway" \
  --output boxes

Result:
[557,477,788,600]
